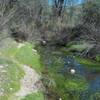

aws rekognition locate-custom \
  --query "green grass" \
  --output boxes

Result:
[0,57,24,100]
[37,45,90,100]
[0,39,43,100]
[1,42,42,72]
[15,43,41,71]
[96,55,100,62]
[42,70,89,100]
[65,76,89,91]
[21,91,45,100]
[76,57,100,70]
[66,42,94,52]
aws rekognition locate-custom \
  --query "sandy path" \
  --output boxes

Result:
[15,65,43,97]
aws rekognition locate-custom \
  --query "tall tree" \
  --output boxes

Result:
[53,0,67,16]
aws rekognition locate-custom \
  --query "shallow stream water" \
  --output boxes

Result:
[37,45,100,100]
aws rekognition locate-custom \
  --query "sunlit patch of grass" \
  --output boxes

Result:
[1,42,42,72]
[21,91,45,100]
[14,43,41,71]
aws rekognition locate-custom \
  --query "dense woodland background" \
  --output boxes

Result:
[0,0,100,60]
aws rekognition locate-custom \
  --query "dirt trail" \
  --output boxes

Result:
[15,65,43,97]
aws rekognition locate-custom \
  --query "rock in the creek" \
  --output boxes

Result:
[70,69,76,74]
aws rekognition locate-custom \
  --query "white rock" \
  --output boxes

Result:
[32,49,37,52]
[59,98,62,100]
[42,40,46,44]
[70,69,76,74]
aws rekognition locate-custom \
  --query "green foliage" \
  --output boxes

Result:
[37,44,96,100]
[66,42,94,52]
[65,76,88,91]
[14,43,41,71]
[76,57,100,70]
[1,41,42,72]
[90,92,100,100]
[43,70,89,100]
[22,91,44,100]
[96,55,100,62]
